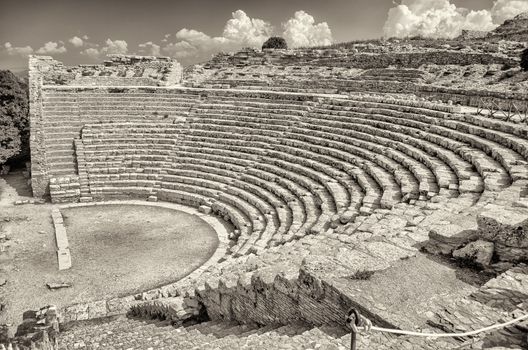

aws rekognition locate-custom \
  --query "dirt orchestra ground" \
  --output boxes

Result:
[0,174,219,329]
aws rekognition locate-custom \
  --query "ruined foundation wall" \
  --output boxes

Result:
[208,49,517,70]
[41,55,183,87]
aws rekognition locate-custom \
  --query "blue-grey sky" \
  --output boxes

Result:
[0,0,505,71]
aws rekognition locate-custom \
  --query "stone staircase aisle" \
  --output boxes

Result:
[57,316,348,350]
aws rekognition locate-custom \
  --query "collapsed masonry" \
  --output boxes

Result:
[187,43,528,112]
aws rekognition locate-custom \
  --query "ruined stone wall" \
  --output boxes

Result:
[49,176,80,203]
[39,55,183,87]
[416,85,528,113]
[207,48,517,70]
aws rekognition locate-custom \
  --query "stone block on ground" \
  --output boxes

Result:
[199,205,212,215]
[46,282,71,290]
[57,248,72,270]
[478,205,528,248]
[425,214,479,255]
[453,240,494,266]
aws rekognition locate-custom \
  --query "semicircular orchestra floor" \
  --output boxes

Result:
[3,204,219,325]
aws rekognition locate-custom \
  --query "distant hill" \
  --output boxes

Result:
[487,12,528,41]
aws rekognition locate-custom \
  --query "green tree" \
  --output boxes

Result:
[521,47,528,72]
[262,37,288,50]
[0,70,29,166]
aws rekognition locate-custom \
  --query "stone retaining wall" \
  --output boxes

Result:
[416,85,528,114]
[35,55,183,87]
[49,176,80,203]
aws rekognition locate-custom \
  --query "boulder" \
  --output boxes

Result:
[426,215,479,254]
[453,240,495,266]
[477,205,528,248]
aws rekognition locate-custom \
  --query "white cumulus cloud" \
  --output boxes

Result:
[69,36,84,47]
[223,9,273,47]
[139,41,161,56]
[3,42,33,56]
[162,10,273,64]
[104,38,128,55]
[36,41,67,54]
[383,0,528,39]
[282,10,333,48]
[81,47,100,59]
[161,9,333,65]
[491,0,528,23]
[81,38,128,60]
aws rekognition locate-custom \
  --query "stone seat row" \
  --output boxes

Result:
[42,91,203,100]
[59,90,526,258]
[187,96,527,204]
[175,145,335,234]
[180,110,450,224]
[80,139,345,250]
[316,101,526,182]
[180,134,372,218]
[186,117,438,202]
[199,92,455,116]
[194,96,520,191]
[191,119,438,199]
[79,127,326,251]
[77,113,486,243]
[44,87,457,113]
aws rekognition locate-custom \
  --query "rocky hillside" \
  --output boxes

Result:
[488,12,528,41]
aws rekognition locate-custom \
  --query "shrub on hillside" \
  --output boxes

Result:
[0,70,29,166]
[521,47,528,71]
[262,37,288,50]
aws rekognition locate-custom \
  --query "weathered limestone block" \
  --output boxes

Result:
[199,205,212,214]
[472,267,528,312]
[425,214,479,255]
[478,205,528,248]
[49,176,81,203]
[61,300,107,322]
[129,297,200,324]
[453,240,494,266]
[494,243,528,263]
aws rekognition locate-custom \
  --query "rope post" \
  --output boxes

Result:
[346,309,361,350]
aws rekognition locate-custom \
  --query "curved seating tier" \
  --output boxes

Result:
[186,66,425,93]
[41,90,202,177]
[74,89,528,256]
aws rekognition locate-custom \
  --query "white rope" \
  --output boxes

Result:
[354,313,528,338]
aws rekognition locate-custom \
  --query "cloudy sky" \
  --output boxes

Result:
[1,0,527,72]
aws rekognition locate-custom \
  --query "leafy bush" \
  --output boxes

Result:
[521,47,528,72]
[262,37,288,50]
[0,70,29,166]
